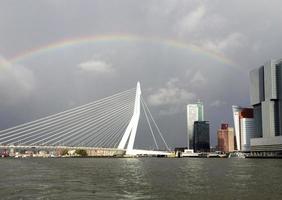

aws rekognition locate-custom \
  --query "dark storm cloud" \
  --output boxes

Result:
[1,0,282,147]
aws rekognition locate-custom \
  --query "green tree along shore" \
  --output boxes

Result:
[75,149,88,157]
[61,149,69,156]
[61,149,88,157]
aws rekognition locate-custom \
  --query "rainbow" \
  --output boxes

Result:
[2,34,235,67]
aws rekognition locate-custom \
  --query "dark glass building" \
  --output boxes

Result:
[193,121,210,152]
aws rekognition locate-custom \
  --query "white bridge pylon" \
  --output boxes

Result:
[118,82,141,155]
[118,82,170,156]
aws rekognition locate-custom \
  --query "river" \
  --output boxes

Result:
[0,158,281,199]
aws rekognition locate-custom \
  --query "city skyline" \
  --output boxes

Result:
[1,1,282,148]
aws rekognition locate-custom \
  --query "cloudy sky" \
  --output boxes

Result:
[0,0,282,148]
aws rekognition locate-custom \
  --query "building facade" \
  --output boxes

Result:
[187,101,204,149]
[250,59,282,151]
[193,121,210,152]
[217,124,235,153]
[232,106,255,152]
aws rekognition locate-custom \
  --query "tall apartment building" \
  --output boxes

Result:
[250,59,282,151]
[193,121,210,152]
[217,123,234,153]
[187,101,204,149]
[232,106,255,152]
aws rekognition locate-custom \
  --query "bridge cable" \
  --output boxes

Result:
[141,95,171,151]
[3,97,134,145]
[0,95,134,145]
[0,89,135,141]
[0,88,135,136]
[140,98,159,149]
[0,88,135,148]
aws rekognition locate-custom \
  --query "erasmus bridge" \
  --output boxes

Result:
[0,82,171,156]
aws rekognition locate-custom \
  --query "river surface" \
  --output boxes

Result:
[0,158,282,200]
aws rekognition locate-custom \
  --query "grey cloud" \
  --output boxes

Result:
[210,100,227,107]
[190,71,206,86]
[0,55,36,105]
[203,32,246,50]
[147,78,196,107]
[78,59,114,74]
[176,4,206,35]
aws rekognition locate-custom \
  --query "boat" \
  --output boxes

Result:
[228,151,246,158]
[181,149,200,158]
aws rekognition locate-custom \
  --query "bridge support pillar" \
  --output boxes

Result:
[118,82,141,155]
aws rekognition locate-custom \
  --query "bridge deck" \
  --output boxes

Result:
[0,145,171,157]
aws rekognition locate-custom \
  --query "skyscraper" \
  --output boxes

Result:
[250,59,282,152]
[193,121,210,152]
[187,101,204,149]
[217,123,235,153]
[232,106,255,152]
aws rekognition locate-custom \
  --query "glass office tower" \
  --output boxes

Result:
[187,101,204,149]
[193,121,210,152]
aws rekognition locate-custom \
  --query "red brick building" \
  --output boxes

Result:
[217,124,235,153]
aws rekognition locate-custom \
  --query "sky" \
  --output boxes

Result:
[0,0,282,149]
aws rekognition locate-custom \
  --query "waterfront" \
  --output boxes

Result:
[0,158,282,199]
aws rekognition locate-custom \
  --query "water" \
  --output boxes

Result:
[0,158,282,200]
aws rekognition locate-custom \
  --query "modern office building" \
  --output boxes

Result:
[250,59,282,152]
[187,101,204,149]
[193,121,210,152]
[217,123,235,153]
[232,106,255,152]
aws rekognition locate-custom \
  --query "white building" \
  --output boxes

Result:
[187,101,204,149]
[232,105,255,152]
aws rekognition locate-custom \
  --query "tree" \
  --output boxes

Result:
[61,149,69,156]
[75,149,88,157]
